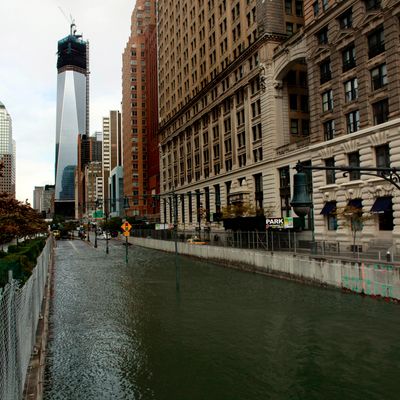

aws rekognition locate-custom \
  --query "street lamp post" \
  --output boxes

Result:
[290,170,315,251]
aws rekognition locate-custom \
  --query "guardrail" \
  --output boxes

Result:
[131,229,399,263]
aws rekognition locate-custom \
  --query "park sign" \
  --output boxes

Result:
[266,217,293,229]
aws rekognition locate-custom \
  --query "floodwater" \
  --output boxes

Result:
[44,238,400,400]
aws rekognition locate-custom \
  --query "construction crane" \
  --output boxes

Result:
[58,6,78,36]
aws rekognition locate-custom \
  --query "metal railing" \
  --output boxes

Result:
[131,229,399,263]
[0,237,53,400]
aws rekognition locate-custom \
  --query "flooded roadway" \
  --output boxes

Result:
[44,238,400,400]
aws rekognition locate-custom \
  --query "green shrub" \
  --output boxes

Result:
[0,254,32,287]
[7,244,19,254]
[0,238,46,287]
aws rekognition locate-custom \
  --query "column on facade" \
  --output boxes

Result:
[358,145,376,246]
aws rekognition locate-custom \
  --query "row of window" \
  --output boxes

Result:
[323,97,388,139]
[324,144,390,185]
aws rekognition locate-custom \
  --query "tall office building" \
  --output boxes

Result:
[76,133,102,219]
[102,110,122,213]
[122,0,158,219]
[33,186,44,211]
[54,23,89,217]
[157,0,305,227]
[0,101,15,197]
[159,0,400,252]
[33,184,55,218]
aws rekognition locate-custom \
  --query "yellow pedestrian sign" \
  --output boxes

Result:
[121,221,132,232]
[123,231,130,237]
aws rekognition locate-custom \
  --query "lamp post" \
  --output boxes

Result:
[290,169,315,251]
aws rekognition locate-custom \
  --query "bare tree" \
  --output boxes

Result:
[336,204,373,257]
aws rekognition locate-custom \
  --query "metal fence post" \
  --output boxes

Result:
[271,230,274,252]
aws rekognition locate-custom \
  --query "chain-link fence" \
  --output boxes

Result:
[0,237,53,400]
[131,229,400,263]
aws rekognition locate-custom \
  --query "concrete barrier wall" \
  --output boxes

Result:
[130,237,400,300]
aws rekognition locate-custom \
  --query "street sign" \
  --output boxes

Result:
[123,231,130,237]
[121,221,132,232]
[92,210,104,219]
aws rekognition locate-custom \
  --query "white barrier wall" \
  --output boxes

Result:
[130,237,400,300]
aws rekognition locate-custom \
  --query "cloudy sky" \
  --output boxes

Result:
[0,0,134,203]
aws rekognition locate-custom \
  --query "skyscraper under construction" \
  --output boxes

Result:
[54,23,89,217]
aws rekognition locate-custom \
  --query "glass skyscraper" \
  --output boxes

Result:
[54,23,89,217]
[0,101,15,197]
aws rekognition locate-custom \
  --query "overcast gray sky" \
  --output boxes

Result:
[0,0,134,203]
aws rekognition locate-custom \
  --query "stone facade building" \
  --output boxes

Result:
[156,0,400,254]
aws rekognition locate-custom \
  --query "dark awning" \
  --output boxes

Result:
[370,196,392,213]
[320,201,336,215]
[347,198,362,209]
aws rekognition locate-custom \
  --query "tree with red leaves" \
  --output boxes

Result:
[0,163,47,245]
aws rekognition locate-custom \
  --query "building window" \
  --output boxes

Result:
[365,0,381,11]
[225,158,232,171]
[289,94,297,110]
[348,151,360,180]
[214,184,221,212]
[313,1,319,16]
[375,144,390,168]
[252,123,262,141]
[344,78,358,102]
[254,173,263,210]
[285,0,292,14]
[279,166,291,217]
[320,59,331,84]
[325,157,336,184]
[302,119,310,136]
[324,120,335,140]
[317,27,328,44]
[226,181,231,204]
[328,212,338,231]
[339,8,353,29]
[372,99,389,125]
[346,110,360,133]
[253,147,263,162]
[342,44,356,72]
[251,99,261,117]
[295,0,303,16]
[368,26,385,59]
[290,119,299,134]
[371,64,387,90]
[321,201,338,231]
[188,192,192,223]
[322,0,329,11]
[238,154,246,167]
[322,90,333,112]
[213,144,220,159]
[237,131,246,148]
[371,196,393,231]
